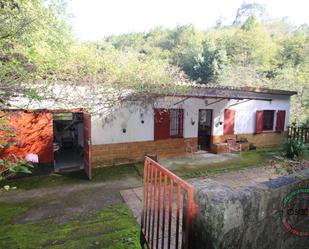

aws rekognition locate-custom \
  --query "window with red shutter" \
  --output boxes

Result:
[276,110,286,132]
[224,109,235,135]
[263,110,275,131]
[256,110,276,133]
[154,108,184,140]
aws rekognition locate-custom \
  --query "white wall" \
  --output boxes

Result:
[91,95,291,145]
[91,104,154,145]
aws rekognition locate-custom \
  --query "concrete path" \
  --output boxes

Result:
[210,166,278,188]
[159,152,239,170]
[120,187,183,248]
[0,176,142,224]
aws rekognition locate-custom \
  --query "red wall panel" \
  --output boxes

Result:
[0,111,53,163]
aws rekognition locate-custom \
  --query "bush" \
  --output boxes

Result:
[0,156,33,181]
[282,139,308,159]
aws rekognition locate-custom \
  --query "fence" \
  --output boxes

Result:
[288,126,309,144]
[140,156,198,249]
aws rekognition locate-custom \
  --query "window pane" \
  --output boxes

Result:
[170,109,183,137]
[263,110,274,130]
[53,113,73,120]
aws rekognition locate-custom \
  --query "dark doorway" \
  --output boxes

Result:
[198,109,213,150]
[53,112,84,172]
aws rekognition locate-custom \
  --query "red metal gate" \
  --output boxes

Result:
[140,156,198,249]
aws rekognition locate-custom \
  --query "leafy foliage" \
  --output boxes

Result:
[0,155,33,181]
[282,139,308,159]
[0,1,309,172]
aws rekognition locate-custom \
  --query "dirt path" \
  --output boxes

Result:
[0,176,142,224]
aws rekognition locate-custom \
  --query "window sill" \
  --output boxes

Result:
[261,130,274,133]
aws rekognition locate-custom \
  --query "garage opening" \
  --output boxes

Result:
[53,112,84,172]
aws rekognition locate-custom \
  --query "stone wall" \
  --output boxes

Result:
[191,169,309,249]
[92,137,197,167]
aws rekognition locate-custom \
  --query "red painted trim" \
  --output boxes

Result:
[256,111,264,134]
[276,110,286,132]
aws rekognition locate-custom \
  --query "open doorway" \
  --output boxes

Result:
[53,112,84,172]
[198,109,213,150]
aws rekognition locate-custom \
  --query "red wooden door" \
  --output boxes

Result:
[224,109,235,135]
[154,109,170,140]
[83,112,92,180]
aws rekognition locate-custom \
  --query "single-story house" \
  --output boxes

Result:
[1,84,296,179]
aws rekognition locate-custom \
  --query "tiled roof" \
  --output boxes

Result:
[175,82,297,96]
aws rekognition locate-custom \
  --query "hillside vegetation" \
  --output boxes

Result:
[0,1,308,123]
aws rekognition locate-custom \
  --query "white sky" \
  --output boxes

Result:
[68,0,309,41]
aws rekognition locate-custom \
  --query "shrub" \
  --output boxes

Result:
[282,139,308,159]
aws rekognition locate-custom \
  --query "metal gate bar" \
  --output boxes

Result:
[140,156,198,249]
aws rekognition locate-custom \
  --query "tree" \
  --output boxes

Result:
[233,2,267,25]
[193,39,227,83]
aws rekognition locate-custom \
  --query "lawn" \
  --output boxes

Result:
[0,146,282,249]
[0,203,141,249]
[171,147,283,179]
[1,147,282,190]
[133,147,283,180]
[1,164,141,190]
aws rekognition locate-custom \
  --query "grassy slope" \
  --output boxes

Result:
[0,203,141,249]
[1,164,141,190]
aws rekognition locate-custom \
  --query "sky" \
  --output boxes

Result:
[68,0,309,41]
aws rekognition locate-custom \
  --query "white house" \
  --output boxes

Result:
[2,84,296,179]
[91,86,295,167]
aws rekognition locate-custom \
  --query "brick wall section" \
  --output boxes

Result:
[212,132,287,148]
[92,132,286,167]
[92,137,198,167]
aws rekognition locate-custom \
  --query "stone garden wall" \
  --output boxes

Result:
[191,169,309,249]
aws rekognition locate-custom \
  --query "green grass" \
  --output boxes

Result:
[134,147,283,180]
[172,147,283,179]
[1,164,141,190]
[0,203,141,249]
[1,147,282,190]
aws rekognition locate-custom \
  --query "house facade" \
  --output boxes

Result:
[91,86,295,166]
[1,85,296,176]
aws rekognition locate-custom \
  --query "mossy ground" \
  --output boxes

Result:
[0,147,282,249]
[172,147,283,179]
[0,203,141,249]
[1,164,141,190]
[133,147,282,179]
[1,147,281,190]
